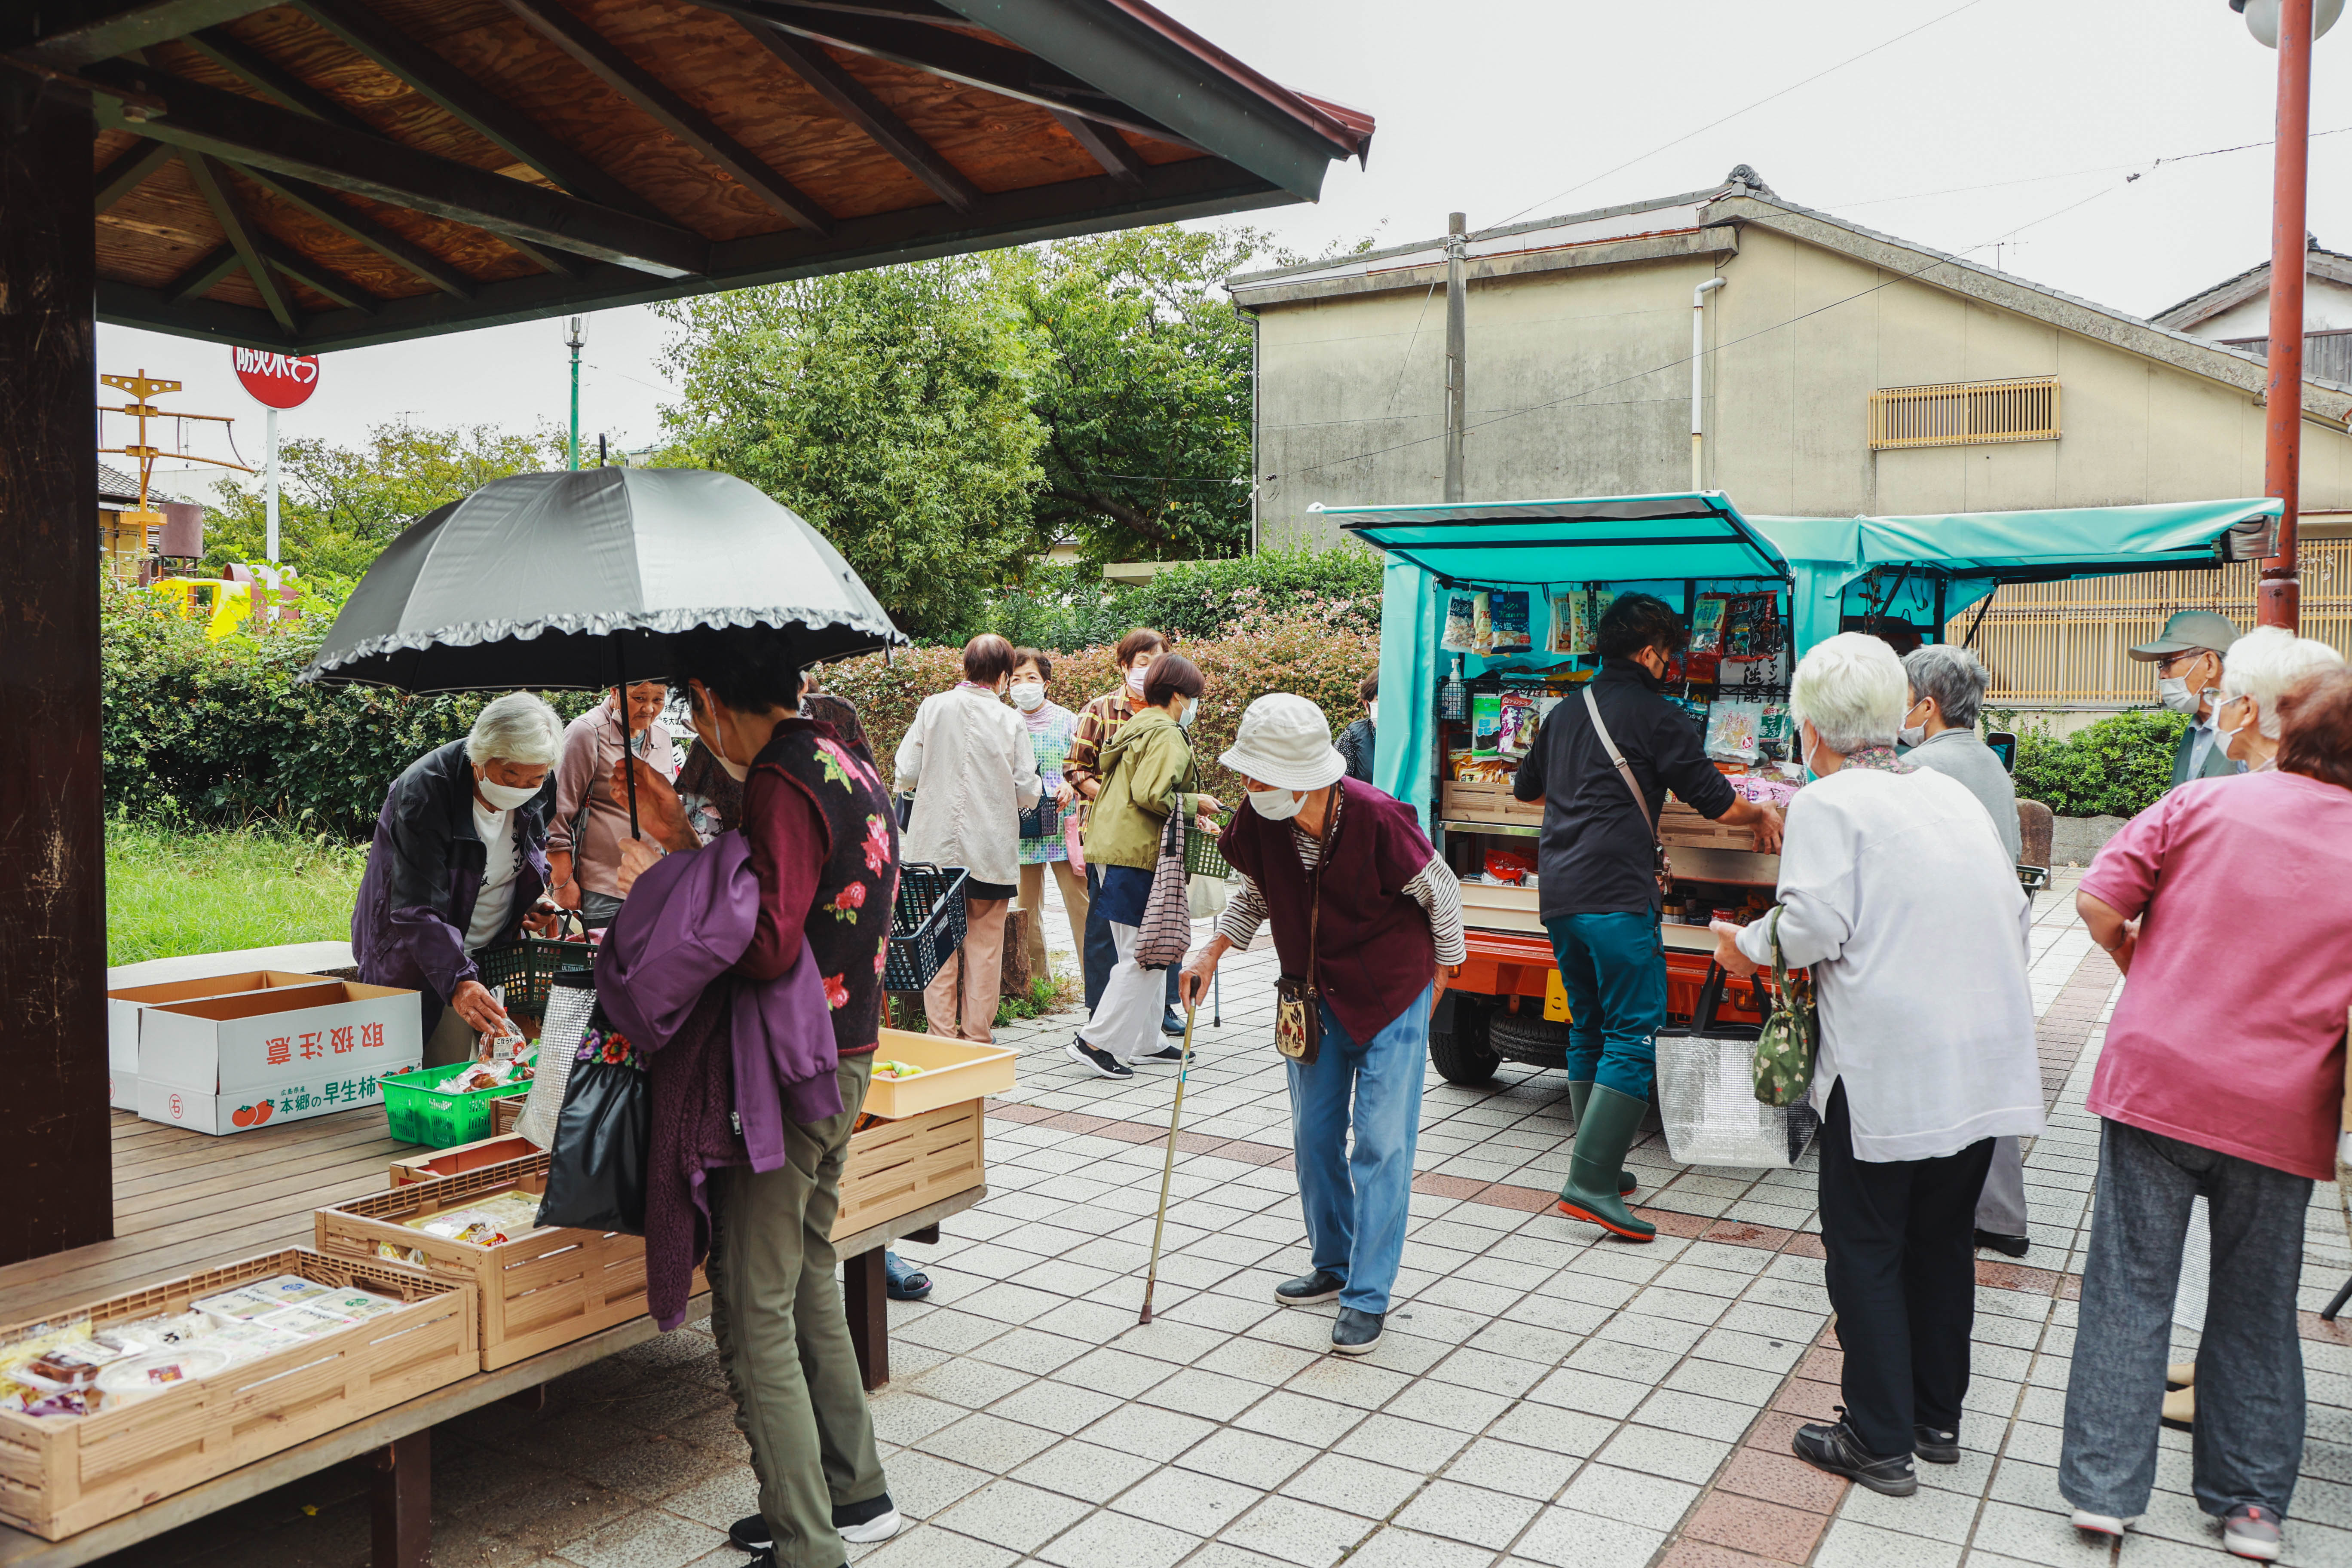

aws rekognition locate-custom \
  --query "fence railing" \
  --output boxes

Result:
[1945,540,2352,706]
[1869,375,2061,451]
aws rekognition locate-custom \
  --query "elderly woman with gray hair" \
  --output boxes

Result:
[2213,625,2346,774]
[353,692,567,1065]
[1711,634,2042,1498]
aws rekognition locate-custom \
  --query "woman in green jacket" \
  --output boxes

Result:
[1067,653,1222,1078]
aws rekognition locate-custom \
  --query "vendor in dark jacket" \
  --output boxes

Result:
[613,626,904,1568]
[351,692,564,1066]
[1513,593,1784,1243]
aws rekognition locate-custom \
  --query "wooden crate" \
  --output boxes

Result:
[0,1249,472,1540]
[1660,800,1755,850]
[1458,879,1543,936]
[1439,780,1543,827]
[315,1157,694,1372]
[838,1101,985,1238]
[389,1133,536,1186]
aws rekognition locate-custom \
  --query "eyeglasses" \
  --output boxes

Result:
[2155,651,2211,676]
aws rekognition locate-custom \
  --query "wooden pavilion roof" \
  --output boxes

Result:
[7,0,1374,352]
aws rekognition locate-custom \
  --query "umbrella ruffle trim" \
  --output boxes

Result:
[297,605,906,683]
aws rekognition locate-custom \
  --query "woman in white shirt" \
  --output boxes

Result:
[896,634,1041,1041]
[1712,633,2042,1500]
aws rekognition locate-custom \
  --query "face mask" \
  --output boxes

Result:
[1248,786,1304,821]
[1009,681,1045,713]
[1176,698,1197,731]
[2156,674,2202,716]
[1125,667,1149,696]
[1798,726,1822,785]
[699,695,750,782]
[477,776,540,811]
[1897,704,1927,750]
[2216,696,2254,755]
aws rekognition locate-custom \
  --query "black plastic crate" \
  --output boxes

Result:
[885,863,968,992]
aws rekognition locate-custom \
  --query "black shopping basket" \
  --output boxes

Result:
[885,863,969,992]
[475,910,596,1020]
[1018,795,1064,842]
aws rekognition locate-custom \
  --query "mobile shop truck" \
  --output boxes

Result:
[1329,491,2282,1086]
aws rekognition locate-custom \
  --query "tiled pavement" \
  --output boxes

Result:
[110,872,2352,1568]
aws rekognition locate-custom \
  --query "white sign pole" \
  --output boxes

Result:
[264,406,279,565]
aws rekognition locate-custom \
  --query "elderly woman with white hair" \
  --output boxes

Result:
[1711,634,2043,1498]
[352,691,566,1065]
[2213,625,2346,774]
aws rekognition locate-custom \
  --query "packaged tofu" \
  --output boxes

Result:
[251,1302,361,1338]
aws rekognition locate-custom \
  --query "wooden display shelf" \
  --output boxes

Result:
[1439,779,1542,828]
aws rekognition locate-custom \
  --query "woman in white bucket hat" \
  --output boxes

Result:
[1182,693,1464,1357]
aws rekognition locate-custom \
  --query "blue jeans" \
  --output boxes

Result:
[1084,862,1178,1014]
[1543,912,1666,1101]
[1288,985,1431,1316]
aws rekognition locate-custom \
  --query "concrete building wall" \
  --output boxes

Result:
[2194,274,2352,338]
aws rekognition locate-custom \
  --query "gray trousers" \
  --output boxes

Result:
[2059,1118,2312,1521]
[707,1054,887,1568]
[1974,1136,2028,1238]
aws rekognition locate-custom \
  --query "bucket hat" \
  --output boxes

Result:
[1221,693,1346,791]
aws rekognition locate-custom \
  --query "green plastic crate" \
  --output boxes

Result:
[381,1064,532,1148]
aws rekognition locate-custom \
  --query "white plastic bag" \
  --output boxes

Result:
[515,973,596,1150]
[1656,1029,1819,1170]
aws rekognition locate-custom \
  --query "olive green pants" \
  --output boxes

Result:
[705,1054,885,1568]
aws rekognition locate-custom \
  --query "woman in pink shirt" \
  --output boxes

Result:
[2059,669,2352,1563]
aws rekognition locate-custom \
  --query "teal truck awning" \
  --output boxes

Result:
[1325,493,1789,584]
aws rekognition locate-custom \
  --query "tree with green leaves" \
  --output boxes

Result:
[656,257,1047,640]
[204,419,563,584]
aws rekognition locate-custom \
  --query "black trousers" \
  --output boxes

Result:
[1817,1079,1995,1458]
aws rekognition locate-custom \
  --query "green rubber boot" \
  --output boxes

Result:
[1565,1081,1638,1196]
[1556,1084,1656,1241]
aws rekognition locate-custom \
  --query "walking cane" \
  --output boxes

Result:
[1137,998,1199,1325]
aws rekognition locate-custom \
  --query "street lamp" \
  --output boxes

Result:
[565,316,585,472]
[2234,0,2331,629]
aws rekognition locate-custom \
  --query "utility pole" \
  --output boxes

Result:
[566,317,585,472]
[1444,212,1467,502]
[2258,0,2315,628]
[264,407,279,564]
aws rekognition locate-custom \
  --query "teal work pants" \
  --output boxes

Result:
[1543,911,1667,1101]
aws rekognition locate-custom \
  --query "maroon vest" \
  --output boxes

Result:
[1219,778,1438,1043]
[752,718,899,1056]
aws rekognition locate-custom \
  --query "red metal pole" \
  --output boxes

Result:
[2261,0,2314,630]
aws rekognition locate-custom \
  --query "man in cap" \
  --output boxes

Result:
[2129,610,2244,788]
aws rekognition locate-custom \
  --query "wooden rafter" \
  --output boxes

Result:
[290,0,667,224]
[85,62,708,276]
[94,137,175,211]
[183,147,297,330]
[744,24,977,213]
[254,230,382,312]
[168,240,242,303]
[179,25,377,136]
[1049,108,1141,188]
[499,0,834,235]
[9,0,277,66]
[230,164,476,299]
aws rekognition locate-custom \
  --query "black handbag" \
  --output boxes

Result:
[536,1020,649,1235]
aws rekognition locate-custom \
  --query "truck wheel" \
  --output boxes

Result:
[1488,1008,1575,1070]
[1429,997,1499,1086]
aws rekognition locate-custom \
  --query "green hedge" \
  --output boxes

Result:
[977,548,1381,651]
[2008,709,2188,819]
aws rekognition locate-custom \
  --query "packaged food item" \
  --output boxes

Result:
[1441,591,1483,653]
[252,1303,360,1338]
[312,1291,406,1323]
[98,1311,210,1351]
[95,1345,232,1401]
[1496,691,1537,756]
[1488,591,1531,655]
[200,1319,309,1363]
[1482,849,1535,885]
[412,1210,510,1246]
[870,1060,926,1081]
[7,1387,101,1418]
[1720,591,1784,663]
[1703,700,1764,764]
[192,1285,300,1323]
[1449,753,1515,785]
[25,1344,125,1387]
[1547,590,1581,655]
[1471,593,1495,657]
[377,1241,427,1267]
[1470,692,1503,754]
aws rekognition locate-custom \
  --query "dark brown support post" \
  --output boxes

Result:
[905,1223,940,1245]
[0,72,113,1268]
[370,1430,430,1568]
[844,1246,888,1390]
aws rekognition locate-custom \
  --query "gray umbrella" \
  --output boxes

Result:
[300,467,904,693]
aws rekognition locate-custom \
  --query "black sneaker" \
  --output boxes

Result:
[1275,1269,1346,1306]
[1974,1229,2030,1259]
[1332,1307,1383,1355]
[1161,1008,1185,1035]
[1913,1424,1961,1464]
[1792,1411,1918,1496]
[731,1496,902,1554]
[730,1516,769,1552]
[1065,1036,1133,1079]
[1139,1044,1185,1062]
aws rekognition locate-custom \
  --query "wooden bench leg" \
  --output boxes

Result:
[845,1246,888,1391]
[371,1430,429,1568]
[905,1224,940,1245]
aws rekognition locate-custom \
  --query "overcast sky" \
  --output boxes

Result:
[113,0,2352,496]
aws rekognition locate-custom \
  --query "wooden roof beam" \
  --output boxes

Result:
[291,0,668,224]
[230,164,476,299]
[86,63,708,276]
[1048,108,1141,188]
[499,0,833,236]
[254,231,381,313]
[10,0,278,67]
[168,241,242,303]
[183,148,297,331]
[179,25,377,136]
[744,25,976,213]
[95,137,175,211]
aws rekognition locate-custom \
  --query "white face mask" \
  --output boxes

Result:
[1897,701,1928,750]
[476,775,539,811]
[1126,666,1150,696]
[2156,674,2202,716]
[1176,698,1197,731]
[2216,695,2255,756]
[1009,681,1045,713]
[1249,786,1305,821]
[698,694,750,783]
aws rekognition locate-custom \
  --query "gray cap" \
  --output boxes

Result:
[2128,609,2242,662]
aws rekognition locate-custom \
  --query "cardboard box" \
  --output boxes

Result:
[138,1061,418,1135]
[104,970,326,1112]
[136,979,420,1122]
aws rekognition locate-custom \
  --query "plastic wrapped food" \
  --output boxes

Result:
[1488,591,1531,654]
[200,1319,309,1363]
[252,1303,360,1338]
[100,1311,210,1350]
[1441,591,1483,653]
[1703,700,1764,764]
[869,1061,926,1081]
[95,1345,231,1400]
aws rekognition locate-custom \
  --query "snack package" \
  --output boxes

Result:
[1471,593,1495,657]
[1703,700,1764,764]
[412,1209,511,1246]
[377,1241,427,1267]
[1449,752,1515,784]
[1690,594,1728,654]
[1720,591,1784,663]
[1547,590,1580,655]
[1440,591,1483,653]
[1469,693,1503,755]
[1488,591,1531,655]
[1496,691,1537,756]
[1482,849,1535,885]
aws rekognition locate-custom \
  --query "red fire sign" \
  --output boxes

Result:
[232,346,321,409]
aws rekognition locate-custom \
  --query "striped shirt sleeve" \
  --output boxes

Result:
[1213,836,1465,966]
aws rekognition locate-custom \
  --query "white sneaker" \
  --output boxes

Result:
[2070,1509,2129,1539]
[840,1508,904,1544]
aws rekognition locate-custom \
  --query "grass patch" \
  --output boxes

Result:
[107,818,368,967]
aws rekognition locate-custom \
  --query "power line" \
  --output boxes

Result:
[1486,0,1988,233]
[1823,123,2352,211]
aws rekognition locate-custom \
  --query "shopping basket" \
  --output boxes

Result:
[885,863,968,992]
[1018,795,1064,842]
[1167,789,1229,878]
[474,910,595,1020]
